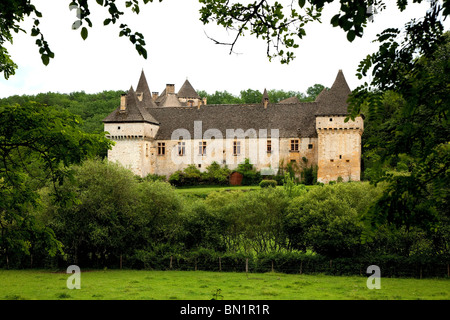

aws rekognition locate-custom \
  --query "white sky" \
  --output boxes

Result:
[0,0,446,98]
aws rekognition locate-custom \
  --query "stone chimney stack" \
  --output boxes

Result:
[166,84,175,95]
[120,93,127,111]
[152,92,159,100]
[202,97,207,105]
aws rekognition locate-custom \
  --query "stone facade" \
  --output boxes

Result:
[103,70,364,183]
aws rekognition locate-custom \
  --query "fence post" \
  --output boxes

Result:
[170,256,173,270]
[299,261,303,275]
[245,258,249,274]
[219,257,222,272]
[271,261,274,273]
[195,258,197,271]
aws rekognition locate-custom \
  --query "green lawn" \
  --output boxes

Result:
[174,185,262,198]
[174,184,317,198]
[0,270,448,300]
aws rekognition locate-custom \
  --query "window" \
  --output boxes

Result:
[290,159,296,163]
[267,140,272,153]
[308,144,313,149]
[178,141,185,156]
[339,155,342,159]
[199,141,207,155]
[118,126,121,130]
[329,118,333,122]
[233,141,241,155]
[157,142,165,155]
[290,139,299,152]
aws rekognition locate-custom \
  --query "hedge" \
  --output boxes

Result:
[129,249,450,278]
[259,180,278,188]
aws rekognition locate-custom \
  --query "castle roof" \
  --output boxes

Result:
[158,93,183,107]
[103,86,159,124]
[136,70,158,108]
[148,102,319,140]
[177,79,201,99]
[278,96,300,104]
[104,70,352,137]
[314,69,351,115]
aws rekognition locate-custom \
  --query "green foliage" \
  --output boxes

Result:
[351,27,450,235]
[236,158,262,186]
[0,101,111,268]
[259,180,277,188]
[204,161,231,185]
[284,182,384,257]
[1,0,154,78]
[198,85,325,105]
[168,162,231,187]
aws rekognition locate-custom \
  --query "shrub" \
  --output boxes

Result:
[284,182,384,258]
[168,170,183,186]
[237,158,262,185]
[301,165,318,185]
[204,161,231,185]
[259,180,277,188]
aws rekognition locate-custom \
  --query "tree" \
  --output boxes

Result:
[0,0,156,79]
[47,159,139,267]
[349,20,449,237]
[199,1,449,63]
[306,84,326,101]
[284,182,383,257]
[0,101,111,267]
[239,89,263,104]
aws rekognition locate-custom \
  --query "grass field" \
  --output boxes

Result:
[0,270,448,300]
[174,185,261,197]
[174,184,317,198]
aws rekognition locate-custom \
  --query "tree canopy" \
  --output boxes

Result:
[2,1,449,79]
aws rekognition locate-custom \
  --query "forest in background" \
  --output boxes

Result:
[0,83,326,136]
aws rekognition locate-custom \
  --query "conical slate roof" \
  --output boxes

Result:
[315,69,351,115]
[158,93,183,107]
[103,86,159,124]
[136,70,158,108]
[177,79,200,99]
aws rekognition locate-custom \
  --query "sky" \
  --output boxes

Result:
[0,0,447,98]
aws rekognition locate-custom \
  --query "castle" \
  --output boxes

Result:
[103,70,364,183]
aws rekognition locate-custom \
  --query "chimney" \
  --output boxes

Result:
[202,97,207,105]
[152,92,159,100]
[197,99,201,109]
[166,84,175,95]
[120,93,127,111]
